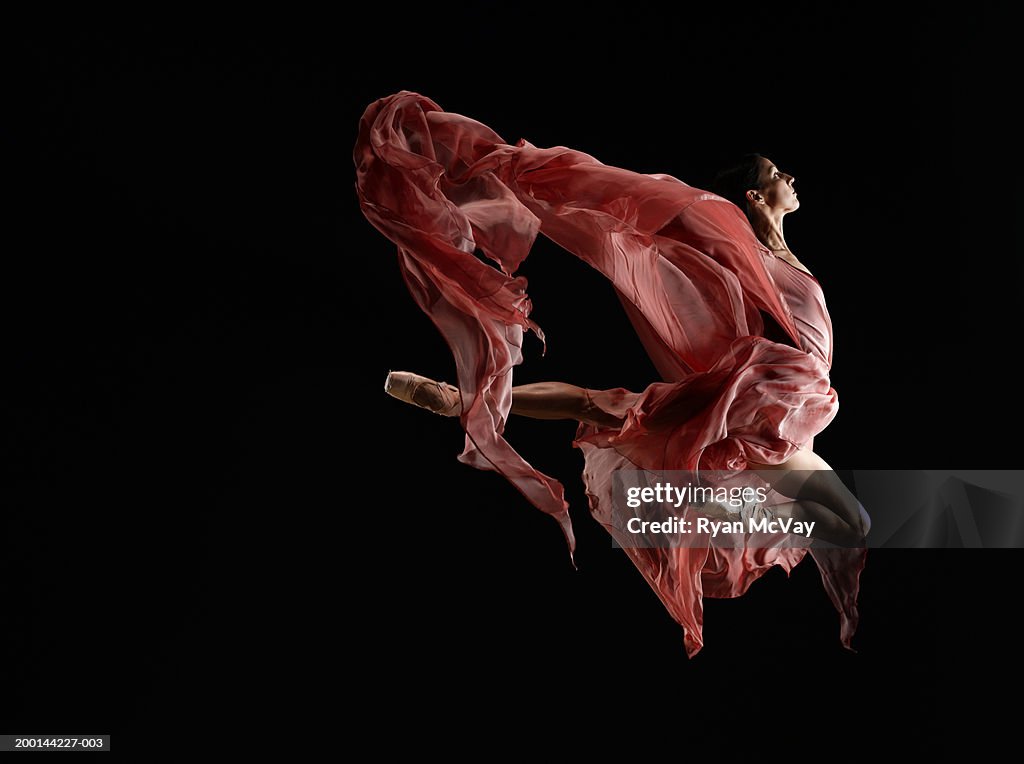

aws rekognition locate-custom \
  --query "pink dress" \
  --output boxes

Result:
[354,90,866,656]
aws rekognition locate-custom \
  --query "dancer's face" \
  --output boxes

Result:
[749,157,799,213]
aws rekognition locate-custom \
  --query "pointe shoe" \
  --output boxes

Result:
[384,370,463,417]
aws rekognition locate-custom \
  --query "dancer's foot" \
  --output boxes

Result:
[384,371,463,417]
[740,502,777,525]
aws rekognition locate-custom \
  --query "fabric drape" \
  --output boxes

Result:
[354,91,866,656]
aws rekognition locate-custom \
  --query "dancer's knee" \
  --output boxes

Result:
[856,503,872,539]
[581,388,623,429]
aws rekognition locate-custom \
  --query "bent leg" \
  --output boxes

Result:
[770,500,865,546]
[511,382,624,428]
[747,446,871,544]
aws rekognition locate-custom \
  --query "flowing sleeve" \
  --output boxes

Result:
[354,91,578,559]
[658,199,803,351]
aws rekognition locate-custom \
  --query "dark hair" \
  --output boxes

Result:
[710,153,765,219]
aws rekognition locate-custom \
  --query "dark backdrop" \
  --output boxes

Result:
[7,7,1020,752]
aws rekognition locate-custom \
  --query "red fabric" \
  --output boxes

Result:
[354,90,866,656]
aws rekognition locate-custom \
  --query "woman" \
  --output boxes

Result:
[356,91,870,656]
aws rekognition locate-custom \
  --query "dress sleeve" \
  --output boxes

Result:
[666,199,803,350]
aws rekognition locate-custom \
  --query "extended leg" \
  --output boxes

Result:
[511,382,624,429]
[747,446,871,545]
[385,371,623,428]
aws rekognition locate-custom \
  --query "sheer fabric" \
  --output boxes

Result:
[354,91,866,656]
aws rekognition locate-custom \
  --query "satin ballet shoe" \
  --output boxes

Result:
[384,370,463,417]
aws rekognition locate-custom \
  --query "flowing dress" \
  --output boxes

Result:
[354,90,867,656]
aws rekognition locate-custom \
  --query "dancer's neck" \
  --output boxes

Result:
[750,209,789,252]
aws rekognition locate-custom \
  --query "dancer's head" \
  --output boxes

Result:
[711,154,798,222]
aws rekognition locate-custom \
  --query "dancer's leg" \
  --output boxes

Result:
[391,371,866,542]
[747,446,871,544]
[511,382,624,428]
[768,500,866,546]
[386,371,623,427]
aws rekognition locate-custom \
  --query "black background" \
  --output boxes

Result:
[7,6,1021,752]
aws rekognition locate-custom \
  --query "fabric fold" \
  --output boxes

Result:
[354,90,866,656]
